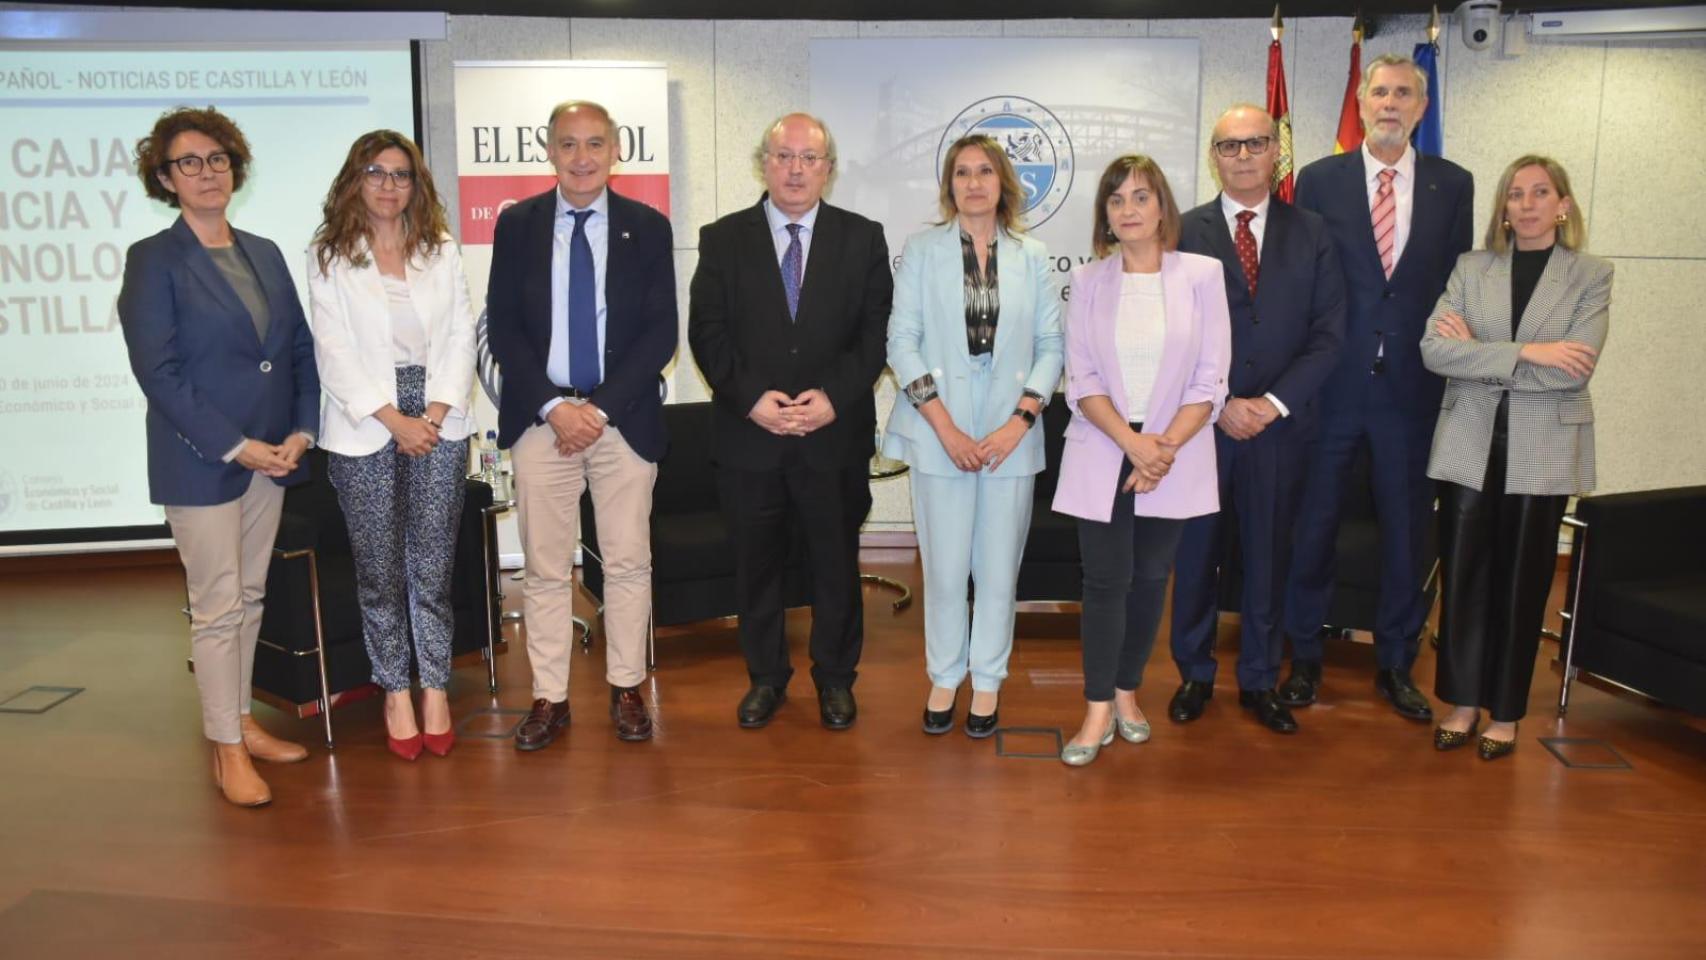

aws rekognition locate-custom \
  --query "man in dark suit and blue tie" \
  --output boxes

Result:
[487,100,678,750]
[688,113,893,731]
[1279,54,1474,722]
[1168,105,1345,734]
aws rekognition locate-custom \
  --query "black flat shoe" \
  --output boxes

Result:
[1434,717,1480,751]
[818,686,857,730]
[923,706,954,735]
[1374,668,1434,722]
[1276,660,1322,707]
[1478,725,1518,761]
[737,685,786,729]
[965,710,998,739]
[1168,680,1213,723]
[1238,689,1299,734]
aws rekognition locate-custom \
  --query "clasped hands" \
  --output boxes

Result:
[235,433,311,477]
[546,400,606,457]
[750,389,837,437]
[378,402,453,457]
[1121,431,1179,494]
[1434,309,1598,379]
[1218,396,1281,441]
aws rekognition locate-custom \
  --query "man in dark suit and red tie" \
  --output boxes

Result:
[1168,104,1345,735]
[1279,54,1474,723]
[688,113,893,731]
[487,100,678,750]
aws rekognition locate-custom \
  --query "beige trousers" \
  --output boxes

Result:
[512,420,657,697]
[164,471,285,743]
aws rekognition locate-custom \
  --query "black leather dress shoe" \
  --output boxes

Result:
[1276,660,1322,707]
[1238,689,1299,734]
[818,687,857,730]
[965,711,998,739]
[1375,668,1434,722]
[737,686,786,729]
[1168,680,1213,722]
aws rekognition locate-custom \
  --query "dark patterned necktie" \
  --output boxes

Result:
[567,209,599,392]
[782,223,803,321]
[1234,209,1260,299]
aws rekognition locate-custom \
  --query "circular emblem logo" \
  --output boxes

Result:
[938,96,1074,228]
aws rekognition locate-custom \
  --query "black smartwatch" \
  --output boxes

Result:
[1013,407,1038,429]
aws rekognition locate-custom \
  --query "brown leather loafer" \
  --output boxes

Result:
[611,686,653,742]
[514,698,570,752]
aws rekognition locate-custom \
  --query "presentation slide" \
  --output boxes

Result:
[0,43,416,544]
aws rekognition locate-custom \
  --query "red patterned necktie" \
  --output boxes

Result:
[1372,168,1397,279]
[1233,209,1260,298]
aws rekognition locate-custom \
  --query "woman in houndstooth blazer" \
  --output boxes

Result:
[1420,155,1611,760]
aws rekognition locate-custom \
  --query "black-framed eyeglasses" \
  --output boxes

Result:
[362,165,415,188]
[1212,136,1275,158]
[166,152,232,176]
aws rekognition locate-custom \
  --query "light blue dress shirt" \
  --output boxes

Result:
[541,187,610,419]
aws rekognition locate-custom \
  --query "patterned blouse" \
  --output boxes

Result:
[904,230,1036,409]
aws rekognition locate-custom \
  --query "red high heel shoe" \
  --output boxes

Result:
[387,732,424,761]
[422,729,455,757]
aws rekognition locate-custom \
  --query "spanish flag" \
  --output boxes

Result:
[1333,27,1364,155]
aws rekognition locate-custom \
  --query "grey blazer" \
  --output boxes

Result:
[1420,246,1612,496]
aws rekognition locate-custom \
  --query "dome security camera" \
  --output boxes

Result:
[1459,0,1503,51]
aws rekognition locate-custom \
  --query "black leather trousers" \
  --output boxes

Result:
[1434,396,1568,723]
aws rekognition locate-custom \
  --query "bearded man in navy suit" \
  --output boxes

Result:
[1278,55,1474,723]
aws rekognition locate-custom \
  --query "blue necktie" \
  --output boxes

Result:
[567,209,599,393]
[782,222,803,321]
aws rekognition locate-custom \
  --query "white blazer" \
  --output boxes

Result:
[306,237,478,456]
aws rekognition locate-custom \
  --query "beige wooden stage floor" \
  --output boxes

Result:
[2,550,1704,959]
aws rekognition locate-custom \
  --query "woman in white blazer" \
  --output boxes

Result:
[307,130,477,760]
[1421,155,1610,761]
[882,134,1064,737]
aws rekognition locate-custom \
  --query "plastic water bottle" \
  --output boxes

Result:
[479,430,501,486]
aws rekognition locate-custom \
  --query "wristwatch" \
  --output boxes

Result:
[1013,407,1038,429]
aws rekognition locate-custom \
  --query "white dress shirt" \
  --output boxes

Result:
[1217,192,1291,418]
[542,187,610,420]
[764,198,819,271]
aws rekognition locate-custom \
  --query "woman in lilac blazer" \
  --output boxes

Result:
[1052,155,1231,766]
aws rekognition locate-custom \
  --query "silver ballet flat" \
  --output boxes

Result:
[1060,721,1117,767]
[1116,716,1152,744]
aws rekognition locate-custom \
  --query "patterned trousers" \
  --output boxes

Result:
[327,366,469,692]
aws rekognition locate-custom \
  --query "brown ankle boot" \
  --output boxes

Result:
[212,742,272,807]
[240,715,308,764]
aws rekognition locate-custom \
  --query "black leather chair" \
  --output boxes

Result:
[1016,395,1080,605]
[579,401,811,666]
[1558,485,1706,716]
[252,449,500,746]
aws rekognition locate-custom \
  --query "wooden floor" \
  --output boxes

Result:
[2,550,1705,959]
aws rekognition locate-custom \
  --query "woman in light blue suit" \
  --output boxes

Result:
[882,134,1064,737]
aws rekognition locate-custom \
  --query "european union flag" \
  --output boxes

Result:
[1412,41,1444,156]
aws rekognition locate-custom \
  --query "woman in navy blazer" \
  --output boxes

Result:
[118,107,320,807]
[882,134,1064,737]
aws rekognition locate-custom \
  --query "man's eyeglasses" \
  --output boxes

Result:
[1212,136,1275,158]
[767,151,828,170]
[165,152,232,176]
[363,165,415,188]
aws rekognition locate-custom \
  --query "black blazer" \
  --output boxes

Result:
[1179,195,1345,427]
[687,197,893,471]
[117,217,319,506]
[486,187,677,461]
[1295,150,1473,424]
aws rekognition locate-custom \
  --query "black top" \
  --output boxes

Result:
[961,229,1000,356]
[1510,244,1554,340]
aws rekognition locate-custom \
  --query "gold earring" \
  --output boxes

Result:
[1502,219,1512,231]
[1556,211,1569,224]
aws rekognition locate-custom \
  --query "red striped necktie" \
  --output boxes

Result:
[1372,168,1397,279]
